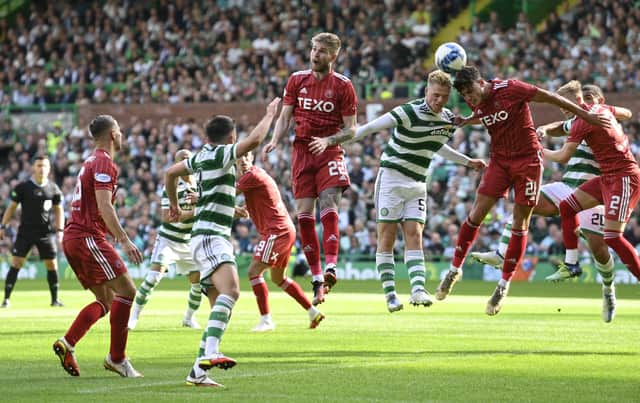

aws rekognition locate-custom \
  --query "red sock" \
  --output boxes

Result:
[604,230,640,280]
[559,196,581,249]
[250,275,270,315]
[320,208,339,266]
[64,300,108,346]
[279,277,312,310]
[452,218,481,268]
[502,229,528,281]
[109,296,132,363]
[298,213,322,276]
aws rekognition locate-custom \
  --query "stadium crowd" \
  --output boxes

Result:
[1,0,640,269]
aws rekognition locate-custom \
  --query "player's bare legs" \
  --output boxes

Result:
[436,194,497,300]
[318,187,342,294]
[485,203,534,316]
[296,197,325,304]
[196,263,239,371]
[473,194,558,268]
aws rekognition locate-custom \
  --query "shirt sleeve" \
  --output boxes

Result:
[161,187,169,210]
[562,117,576,134]
[222,144,238,169]
[237,170,259,193]
[341,81,357,116]
[52,184,63,205]
[283,75,297,106]
[567,118,587,143]
[10,183,22,203]
[506,79,538,103]
[93,158,116,191]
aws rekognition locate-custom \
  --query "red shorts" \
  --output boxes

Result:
[292,142,350,199]
[63,236,127,289]
[477,152,543,206]
[253,230,296,270]
[579,173,640,222]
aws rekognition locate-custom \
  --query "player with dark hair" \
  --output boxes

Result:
[53,114,144,378]
[166,98,280,388]
[263,32,357,305]
[435,66,610,315]
[1,154,64,308]
[237,151,325,331]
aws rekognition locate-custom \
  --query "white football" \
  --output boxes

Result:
[434,42,467,73]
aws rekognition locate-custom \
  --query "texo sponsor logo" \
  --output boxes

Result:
[297,97,335,112]
[479,110,509,126]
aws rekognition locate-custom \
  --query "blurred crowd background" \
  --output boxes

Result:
[1,0,640,268]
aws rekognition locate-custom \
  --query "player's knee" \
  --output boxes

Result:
[227,288,240,301]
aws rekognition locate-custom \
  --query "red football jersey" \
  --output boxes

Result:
[237,166,294,236]
[471,79,541,158]
[65,149,119,239]
[283,69,357,142]
[568,104,640,176]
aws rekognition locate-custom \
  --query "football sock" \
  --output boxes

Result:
[135,270,163,307]
[376,252,396,299]
[452,218,481,268]
[205,294,236,356]
[184,282,202,321]
[109,295,133,363]
[64,300,108,346]
[320,208,339,267]
[405,249,425,293]
[3,266,19,301]
[279,277,312,310]
[47,270,59,303]
[498,223,512,256]
[604,230,640,280]
[298,213,322,281]
[595,255,615,287]
[559,196,581,264]
[250,275,270,315]
[502,228,528,281]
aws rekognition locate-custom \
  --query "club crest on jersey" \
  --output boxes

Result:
[479,110,509,126]
[297,97,335,112]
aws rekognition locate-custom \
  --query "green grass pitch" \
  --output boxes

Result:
[1,278,639,402]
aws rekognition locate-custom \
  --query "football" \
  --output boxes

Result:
[434,42,467,73]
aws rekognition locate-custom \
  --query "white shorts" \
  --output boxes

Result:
[190,235,236,287]
[541,181,604,236]
[374,168,427,223]
[150,235,198,275]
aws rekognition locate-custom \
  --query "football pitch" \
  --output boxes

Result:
[1,278,639,402]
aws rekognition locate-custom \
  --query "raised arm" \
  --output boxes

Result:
[347,113,397,144]
[262,103,293,159]
[236,97,281,158]
[532,89,611,128]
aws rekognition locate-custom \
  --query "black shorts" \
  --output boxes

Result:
[11,232,57,260]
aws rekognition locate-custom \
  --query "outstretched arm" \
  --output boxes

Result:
[262,103,293,159]
[345,113,397,145]
[0,201,18,240]
[544,141,579,164]
[532,89,611,127]
[437,144,487,171]
[236,97,281,158]
[536,121,566,138]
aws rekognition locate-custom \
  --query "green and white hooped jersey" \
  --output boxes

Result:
[382,99,457,182]
[158,178,197,244]
[561,118,601,188]
[185,143,237,239]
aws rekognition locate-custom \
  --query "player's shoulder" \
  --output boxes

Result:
[490,78,511,91]
[331,71,352,83]
[289,69,312,82]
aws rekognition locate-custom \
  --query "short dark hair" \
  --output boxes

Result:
[453,66,482,93]
[31,153,49,163]
[205,115,235,143]
[89,115,116,139]
[582,84,604,102]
